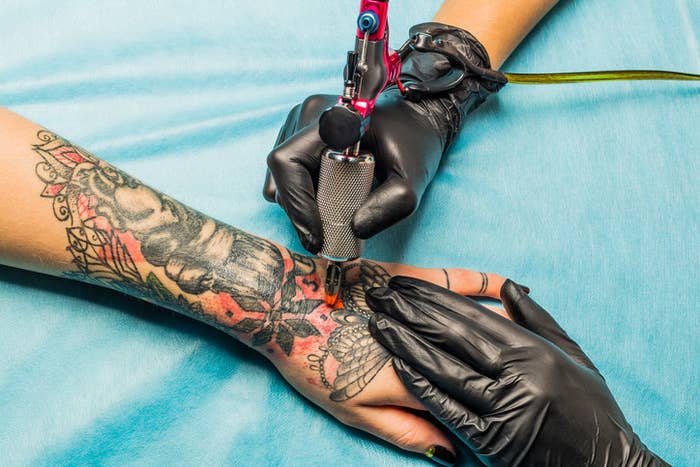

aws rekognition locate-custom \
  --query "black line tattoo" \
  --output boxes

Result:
[478,272,488,294]
[32,130,321,354]
[308,261,391,402]
[443,268,450,290]
[31,130,390,401]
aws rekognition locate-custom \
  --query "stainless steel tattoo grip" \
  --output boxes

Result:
[316,149,374,306]
[316,149,375,261]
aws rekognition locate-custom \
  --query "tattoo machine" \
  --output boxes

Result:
[314,1,700,306]
[316,0,402,306]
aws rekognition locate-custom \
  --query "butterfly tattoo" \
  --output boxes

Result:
[308,261,392,402]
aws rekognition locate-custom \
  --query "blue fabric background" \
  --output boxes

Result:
[0,0,698,465]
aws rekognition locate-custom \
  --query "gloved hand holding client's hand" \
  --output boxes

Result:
[366,277,669,467]
[264,23,504,254]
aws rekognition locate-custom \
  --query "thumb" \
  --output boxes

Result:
[349,405,457,466]
[501,280,599,373]
[352,176,419,239]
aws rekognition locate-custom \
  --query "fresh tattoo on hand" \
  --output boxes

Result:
[309,262,391,401]
[31,130,390,401]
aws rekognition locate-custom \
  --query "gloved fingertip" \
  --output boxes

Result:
[365,286,393,310]
[352,187,418,240]
[301,233,322,255]
[350,213,378,240]
[372,313,391,331]
[500,279,526,301]
[500,280,524,319]
[391,357,413,378]
[368,312,390,339]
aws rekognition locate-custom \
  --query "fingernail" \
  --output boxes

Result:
[424,445,456,466]
[517,283,531,294]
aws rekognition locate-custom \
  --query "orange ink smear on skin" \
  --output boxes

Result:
[324,293,339,307]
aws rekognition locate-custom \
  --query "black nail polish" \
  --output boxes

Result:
[425,445,456,466]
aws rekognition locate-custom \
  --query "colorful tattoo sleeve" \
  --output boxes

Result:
[31,130,389,401]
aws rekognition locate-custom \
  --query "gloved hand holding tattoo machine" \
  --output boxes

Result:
[264,0,699,305]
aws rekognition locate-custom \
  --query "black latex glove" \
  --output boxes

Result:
[263,23,504,254]
[366,277,668,467]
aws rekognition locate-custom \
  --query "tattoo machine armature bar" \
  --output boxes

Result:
[316,0,402,305]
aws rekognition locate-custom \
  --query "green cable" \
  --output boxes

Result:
[503,69,700,84]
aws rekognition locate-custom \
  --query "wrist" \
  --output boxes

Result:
[397,22,507,150]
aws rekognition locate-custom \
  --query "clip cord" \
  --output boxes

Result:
[503,69,700,84]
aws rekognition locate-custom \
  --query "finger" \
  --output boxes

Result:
[297,95,338,128]
[393,359,487,451]
[347,404,457,466]
[266,123,325,253]
[483,305,509,319]
[367,288,506,378]
[389,276,523,351]
[501,280,598,372]
[378,263,505,300]
[369,313,497,411]
[351,176,418,239]
[264,103,303,202]
[262,170,278,203]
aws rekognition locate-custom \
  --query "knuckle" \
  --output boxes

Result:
[266,148,288,172]
[262,184,277,203]
[539,348,562,372]
[283,103,302,120]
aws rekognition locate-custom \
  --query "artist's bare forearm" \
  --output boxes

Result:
[434,0,559,68]
[0,107,388,402]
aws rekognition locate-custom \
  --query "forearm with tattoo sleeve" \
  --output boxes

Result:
[0,106,509,462]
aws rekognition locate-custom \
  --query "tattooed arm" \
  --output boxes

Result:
[0,106,507,462]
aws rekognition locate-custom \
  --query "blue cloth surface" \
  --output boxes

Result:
[0,0,698,465]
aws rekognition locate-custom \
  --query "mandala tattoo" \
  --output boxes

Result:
[31,130,390,401]
[308,261,391,402]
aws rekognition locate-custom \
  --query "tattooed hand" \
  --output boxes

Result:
[272,258,509,462]
[29,129,510,461]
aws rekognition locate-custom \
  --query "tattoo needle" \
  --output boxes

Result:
[324,261,342,306]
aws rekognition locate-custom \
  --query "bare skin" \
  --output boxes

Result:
[434,0,560,68]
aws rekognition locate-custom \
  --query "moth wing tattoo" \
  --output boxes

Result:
[324,262,392,402]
